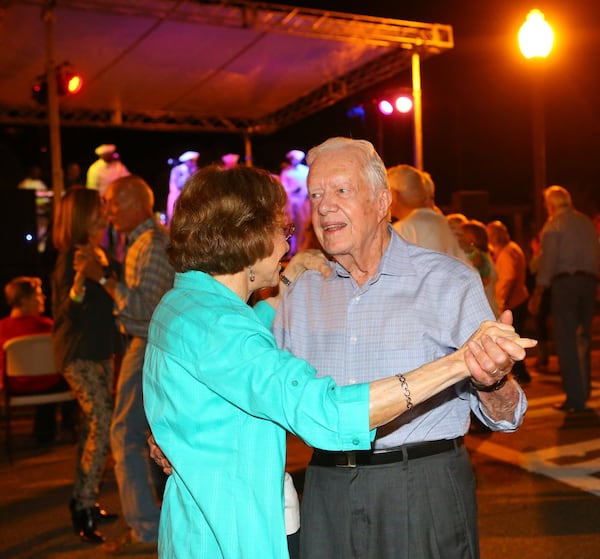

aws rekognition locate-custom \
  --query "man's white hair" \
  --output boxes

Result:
[306,137,389,197]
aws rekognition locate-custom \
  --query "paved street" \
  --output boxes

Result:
[470,359,600,559]
[2,349,600,558]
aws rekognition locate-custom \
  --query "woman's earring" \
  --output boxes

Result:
[249,266,256,282]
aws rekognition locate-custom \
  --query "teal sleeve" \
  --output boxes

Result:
[253,300,275,329]
[145,297,373,453]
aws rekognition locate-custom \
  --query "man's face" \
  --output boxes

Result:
[100,152,116,163]
[544,197,555,218]
[88,207,108,247]
[307,149,390,259]
[184,159,198,173]
[21,285,45,316]
[103,186,139,234]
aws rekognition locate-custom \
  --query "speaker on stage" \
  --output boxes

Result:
[0,189,41,307]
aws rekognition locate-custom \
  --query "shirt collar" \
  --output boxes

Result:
[174,270,246,306]
[126,216,160,245]
[330,226,416,284]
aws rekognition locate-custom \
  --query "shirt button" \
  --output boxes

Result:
[350,336,357,343]
[352,438,360,446]
[291,380,298,387]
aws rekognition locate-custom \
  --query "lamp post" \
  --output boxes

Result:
[42,4,64,202]
[518,9,554,230]
[411,52,423,171]
[375,53,424,171]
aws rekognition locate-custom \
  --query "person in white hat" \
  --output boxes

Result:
[279,149,309,256]
[86,144,130,198]
[86,145,130,261]
[167,151,200,225]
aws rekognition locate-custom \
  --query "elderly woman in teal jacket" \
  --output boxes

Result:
[143,165,534,559]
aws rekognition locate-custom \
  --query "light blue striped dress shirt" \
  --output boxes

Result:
[273,229,527,449]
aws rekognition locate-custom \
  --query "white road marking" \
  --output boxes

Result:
[468,379,600,497]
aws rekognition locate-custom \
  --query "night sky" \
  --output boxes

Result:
[2,0,599,223]
[281,0,600,214]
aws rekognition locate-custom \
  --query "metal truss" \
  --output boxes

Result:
[23,0,453,49]
[0,46,423,133]
[260,48,424,133]
[0,104,255,133]
[8,0,453,134]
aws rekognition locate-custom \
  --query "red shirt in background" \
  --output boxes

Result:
[0,315,58,392]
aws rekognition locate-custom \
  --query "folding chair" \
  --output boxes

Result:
[2,333,75,463]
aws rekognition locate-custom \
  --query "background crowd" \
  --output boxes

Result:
[1,135,598,558]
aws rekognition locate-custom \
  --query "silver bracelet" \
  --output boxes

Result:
[396,374,413,410]
[279,274,292,286]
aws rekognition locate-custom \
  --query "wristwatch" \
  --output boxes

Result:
[280,273,292,286]
[470,374,509,392]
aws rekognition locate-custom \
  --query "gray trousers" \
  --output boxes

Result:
[300,445,479,559]
[552,274,597,409]
[111,336,162,542]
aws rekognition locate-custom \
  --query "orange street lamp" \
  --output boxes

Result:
[519,9,554,59]
[518,9,554,229]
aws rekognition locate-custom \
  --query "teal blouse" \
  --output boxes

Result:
[143,271,373,558]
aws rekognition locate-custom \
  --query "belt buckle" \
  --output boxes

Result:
[337,451,357,468]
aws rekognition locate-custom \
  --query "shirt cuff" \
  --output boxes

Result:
[473,385,528,431]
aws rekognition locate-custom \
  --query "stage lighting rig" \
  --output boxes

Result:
[376,91,413,116]
[31,62,83,105]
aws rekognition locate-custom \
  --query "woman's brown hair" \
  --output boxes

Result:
[168,165,287,275]
[52,187,102,252]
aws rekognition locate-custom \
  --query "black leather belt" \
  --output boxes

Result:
[310,437,464,468]
[553,271,596,280]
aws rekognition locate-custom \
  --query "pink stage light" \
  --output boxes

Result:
[377,100,394,115]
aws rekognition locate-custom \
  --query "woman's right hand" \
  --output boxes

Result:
[74,245,105,282]
[283,249,331,283]
[148,435,173,475]
[264,249,331,310]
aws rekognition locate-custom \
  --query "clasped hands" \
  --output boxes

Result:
[73,244,109,282]
[462,309,537,390]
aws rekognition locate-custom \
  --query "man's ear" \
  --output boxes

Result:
[377,189,392,221]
